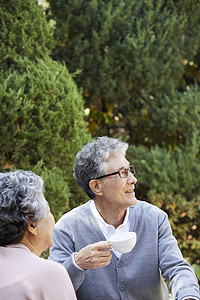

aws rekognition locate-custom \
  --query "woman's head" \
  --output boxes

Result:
[0,170,50,246]
[73,136,128,199]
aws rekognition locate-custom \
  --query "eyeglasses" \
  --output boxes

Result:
[95,165,136,180]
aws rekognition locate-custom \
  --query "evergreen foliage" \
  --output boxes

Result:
[47,0,200,266]
[0,0,54,68]
[127,123,200,262]
[48,0,200,105]
[0,0,91,220]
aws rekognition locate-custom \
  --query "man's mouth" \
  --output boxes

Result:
[125,189,134,193]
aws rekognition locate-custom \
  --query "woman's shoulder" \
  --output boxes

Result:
[29,256,76,299]
[36,256,68,276]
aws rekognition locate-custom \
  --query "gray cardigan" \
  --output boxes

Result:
[49,200,200,300]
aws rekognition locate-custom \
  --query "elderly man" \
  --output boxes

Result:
[49,136,200,300]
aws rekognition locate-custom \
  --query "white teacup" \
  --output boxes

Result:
[109,232,137,253]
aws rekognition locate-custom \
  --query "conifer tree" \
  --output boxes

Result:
[47,0,200,140]
[0,0,91,219]
[126,86,200,264]
[47,0,200,266]
[0,0,53,67]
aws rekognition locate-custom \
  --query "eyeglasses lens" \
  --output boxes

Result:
[119,169,126,178]
[119,168,129,178]
[119,166,135,178]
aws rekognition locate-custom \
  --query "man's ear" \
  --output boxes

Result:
[89,179,103,196]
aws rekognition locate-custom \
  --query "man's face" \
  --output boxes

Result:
[99,154,137,210]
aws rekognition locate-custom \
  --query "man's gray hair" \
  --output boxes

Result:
[0,170,49,246]
[73,136,128,199]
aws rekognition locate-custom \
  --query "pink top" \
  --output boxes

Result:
[0,244,77,300]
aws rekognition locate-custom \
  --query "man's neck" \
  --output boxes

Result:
[94,201,127,228]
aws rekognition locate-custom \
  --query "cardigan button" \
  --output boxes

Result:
[117,262,122,268]
[119,285,125,291]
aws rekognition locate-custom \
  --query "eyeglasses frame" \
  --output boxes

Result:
[94,165,135,180]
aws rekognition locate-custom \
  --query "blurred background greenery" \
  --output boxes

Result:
[0,0,199,279]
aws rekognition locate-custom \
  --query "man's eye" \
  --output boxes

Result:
[120,169,126,175]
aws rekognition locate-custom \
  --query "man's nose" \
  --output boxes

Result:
[128,172,137,184]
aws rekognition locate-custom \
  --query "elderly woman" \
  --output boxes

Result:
[49,136,199,300]
[0,170,77,300]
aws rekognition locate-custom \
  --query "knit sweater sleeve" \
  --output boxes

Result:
[48,212,88,291]
[158,211,200,300]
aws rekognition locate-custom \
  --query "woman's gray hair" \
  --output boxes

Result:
[0,170,49,246]
[73,136,128,199]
